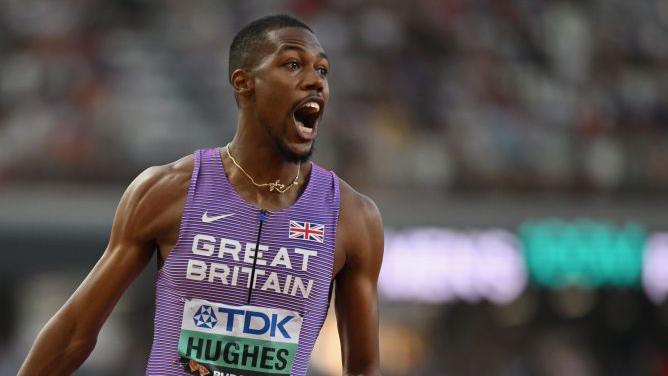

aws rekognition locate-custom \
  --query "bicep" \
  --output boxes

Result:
[63,241,153,335]
[60,169,160,336]
[334,262,381,372]
[335,198,384,374]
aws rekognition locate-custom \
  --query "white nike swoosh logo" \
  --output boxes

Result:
[201,211,235,223]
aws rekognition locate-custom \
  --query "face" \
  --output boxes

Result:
[248,27,330,163]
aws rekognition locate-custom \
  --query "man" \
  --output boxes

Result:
[18,14,383,376]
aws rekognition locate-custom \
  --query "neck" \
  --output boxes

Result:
[223,112,311,211]
[228,112,303,187]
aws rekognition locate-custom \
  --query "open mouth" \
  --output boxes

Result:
[293,100,322,135]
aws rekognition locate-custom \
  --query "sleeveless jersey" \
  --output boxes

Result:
[146,148,340,376]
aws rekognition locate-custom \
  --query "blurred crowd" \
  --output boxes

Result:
[1,0,668,193]
[2,2,668,374]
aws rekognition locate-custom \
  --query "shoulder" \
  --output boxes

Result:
[338,178,382,229]
[337,177,384,263]
[112,153,195,242]
[126,153,194,207]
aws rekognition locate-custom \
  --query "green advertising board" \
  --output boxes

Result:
[519,219,647,288]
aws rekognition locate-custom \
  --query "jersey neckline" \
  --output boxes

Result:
[214,147,316,214]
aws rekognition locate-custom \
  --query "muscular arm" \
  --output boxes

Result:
[18,159,191,376]
[335,182,384,376]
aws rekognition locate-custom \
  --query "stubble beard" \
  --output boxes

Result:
[264,122,314,164]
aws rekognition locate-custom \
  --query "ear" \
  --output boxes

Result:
[230,69,254,98]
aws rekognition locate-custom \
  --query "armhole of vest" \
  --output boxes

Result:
[327,170,341,310]
[330,170,342,272]
[330,170,341,221]
[187,149,203,204]
[159,149,202,271]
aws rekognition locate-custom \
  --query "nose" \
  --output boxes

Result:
[300,66,325,92]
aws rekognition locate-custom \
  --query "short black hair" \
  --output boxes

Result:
[228,14,313,82]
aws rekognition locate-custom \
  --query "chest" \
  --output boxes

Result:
[157,192,345,279]
[159,205,337,306]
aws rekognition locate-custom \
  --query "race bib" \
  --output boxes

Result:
[178,299,302,376]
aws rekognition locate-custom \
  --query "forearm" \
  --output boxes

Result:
[343,367,382,376]
[341,348,382,375]
[18,313,97,376]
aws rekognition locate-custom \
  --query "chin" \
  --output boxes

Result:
[275,139,314,163]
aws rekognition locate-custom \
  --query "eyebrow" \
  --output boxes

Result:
[277,44,328,61]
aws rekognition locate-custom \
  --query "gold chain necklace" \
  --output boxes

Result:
[225,143,300,193]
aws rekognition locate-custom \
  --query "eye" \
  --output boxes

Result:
[285,61,301,71]
[317,67,329,77]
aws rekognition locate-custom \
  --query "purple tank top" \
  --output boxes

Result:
[146,148,340,376]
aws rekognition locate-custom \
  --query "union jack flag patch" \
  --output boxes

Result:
[289,220,325,243]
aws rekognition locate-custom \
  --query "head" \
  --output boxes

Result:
[229,14,329,163]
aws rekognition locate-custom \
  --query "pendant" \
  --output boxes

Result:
[269,180,285,192]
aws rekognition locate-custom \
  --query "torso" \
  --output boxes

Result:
[146,147,343,376]
[154,150,347,278]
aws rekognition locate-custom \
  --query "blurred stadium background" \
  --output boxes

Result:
[1,0,668,375]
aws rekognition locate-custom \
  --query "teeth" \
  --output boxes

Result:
[302,102,320,111]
